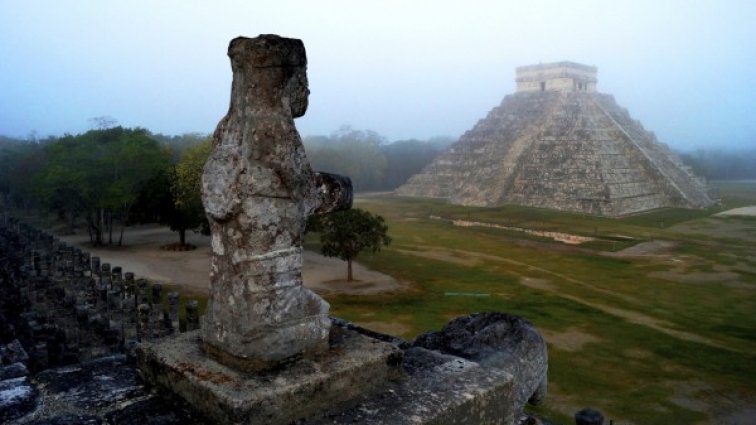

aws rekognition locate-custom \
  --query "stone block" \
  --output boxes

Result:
[305,347,516,425]
[304,312,548,425]
[137,326,403,425]
[0,376,37,422]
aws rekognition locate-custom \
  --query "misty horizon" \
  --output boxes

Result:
[1,1,754,151]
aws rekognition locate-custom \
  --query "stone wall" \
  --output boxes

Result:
[515,62,597,93]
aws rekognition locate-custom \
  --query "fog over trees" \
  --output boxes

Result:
[679,149,756,181]
[0,126,453,243]
[304,127,453,192]
[2,127,754,239]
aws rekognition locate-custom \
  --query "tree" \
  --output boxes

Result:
[32,127,170,245]
[318,208,391,281]
[168,139,211,247]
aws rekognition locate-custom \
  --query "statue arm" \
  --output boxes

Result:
[311,172,353,214]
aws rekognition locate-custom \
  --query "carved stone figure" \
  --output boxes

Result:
[200,35,351,369]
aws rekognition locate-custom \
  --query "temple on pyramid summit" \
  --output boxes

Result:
[396,61,717,217]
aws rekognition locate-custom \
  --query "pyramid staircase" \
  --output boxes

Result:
[397,91,716,217]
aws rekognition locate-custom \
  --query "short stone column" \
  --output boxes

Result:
[167,292,180,333]
[91,256,100,277]
[185,300,200,332]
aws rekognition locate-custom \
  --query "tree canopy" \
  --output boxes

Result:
[31,127,171,244]
[168,138,212,247]
[317,208,391,281]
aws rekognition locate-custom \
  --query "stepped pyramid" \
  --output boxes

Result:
[397,62,716,216]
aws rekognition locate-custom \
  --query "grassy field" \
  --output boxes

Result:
[307,182,756,424]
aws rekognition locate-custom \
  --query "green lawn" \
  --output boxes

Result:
[309,182,756,424]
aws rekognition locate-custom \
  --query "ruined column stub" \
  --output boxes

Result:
[200,34,352,369]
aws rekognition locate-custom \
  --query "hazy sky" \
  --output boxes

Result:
[1,1,754,150]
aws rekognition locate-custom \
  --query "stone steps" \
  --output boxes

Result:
[397,89,716,216]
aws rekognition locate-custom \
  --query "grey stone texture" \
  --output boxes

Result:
[397,88,717,217]
[2,355,204,425]
[412,312,548,409]
[303,313,548,425]
[200,35,352,369]
[138,327,403,425]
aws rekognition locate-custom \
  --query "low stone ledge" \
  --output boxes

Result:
[303,312,548,425]
[6,354,203,424]
[412,312,549,409]
[304,346,517,425]
[137,326,404,425]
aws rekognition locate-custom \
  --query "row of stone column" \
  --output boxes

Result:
[0,217,201,371]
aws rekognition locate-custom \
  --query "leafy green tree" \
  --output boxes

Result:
[33,127,170,245]
[318,208,391,281]
[169,139,211,247]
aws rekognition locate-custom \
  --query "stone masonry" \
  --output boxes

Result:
[397,62,717,217]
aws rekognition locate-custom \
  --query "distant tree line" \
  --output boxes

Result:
[0,126,450,246]
[304,127,453,192]
[0,128,211,247]
[678,148,756,181]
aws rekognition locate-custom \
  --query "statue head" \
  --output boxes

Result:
[228,35,309,117]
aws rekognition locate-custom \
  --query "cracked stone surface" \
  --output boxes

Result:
[200,35,351,368]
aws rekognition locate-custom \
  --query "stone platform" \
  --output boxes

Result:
[304,313,548,425]
[305,346,517,424]
[137,325,403,425]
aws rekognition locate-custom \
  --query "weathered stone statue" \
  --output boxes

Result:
[200,35,351,369]
[138,35,547,425]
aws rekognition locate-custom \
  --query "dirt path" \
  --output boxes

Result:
[715,206,756,217]
[56,224,402,296]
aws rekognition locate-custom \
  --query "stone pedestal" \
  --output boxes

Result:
[138,326,403,425]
